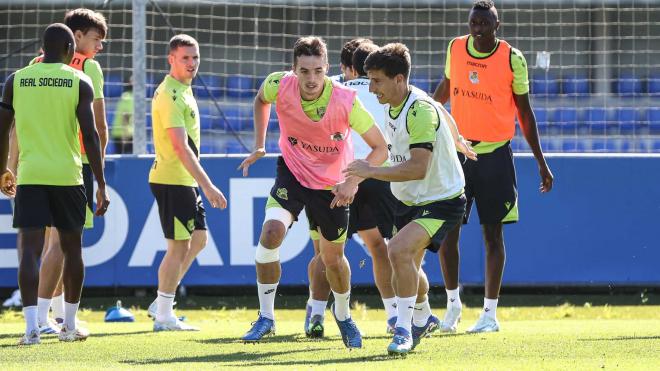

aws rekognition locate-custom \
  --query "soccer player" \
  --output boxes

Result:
[432,0,554,333]
[303,40,400,338]
[0,23,109,345]
[345,42,475,354]
[30,8,109,333]
[238,36,388,348]
[149,34,227,332]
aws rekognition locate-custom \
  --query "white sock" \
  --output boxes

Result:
[156,291,175,322]
[382,296,398,320]
[307,290,313,307]
[51,294,65,321]
[310,299,327,318]
[446,288,461,307]
[37,297,52,326]
[257,282,278,320]
[332,290,351,321]
[64,301,79,331]
[484,297,498,319]
[395,296,417,333]
[23,306,38,335]
[412,299,433,327]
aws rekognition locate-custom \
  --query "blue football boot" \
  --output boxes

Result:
[242,312,275,342]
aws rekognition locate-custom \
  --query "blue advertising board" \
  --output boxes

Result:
[0,154,658,287]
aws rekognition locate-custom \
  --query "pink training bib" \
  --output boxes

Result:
[276,72,355,190]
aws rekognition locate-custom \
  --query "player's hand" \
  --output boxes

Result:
[330,179,358,208]
[342,159,372,178]
[0,169,16,197]
[238,148,266,177]
[95,185,110,216]
[456,136,477,161]
[202,184,228,209]
[539,164,554,193]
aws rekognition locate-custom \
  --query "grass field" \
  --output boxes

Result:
[0,294,659,370]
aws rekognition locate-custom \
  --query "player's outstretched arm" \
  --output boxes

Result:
[78,78,110,215]
[238,85,270,176]
[92,98,108,159]
[167,127,227,209]
[514,93,553,193]
[0,74,17,196]
[433,77,451,105]
[344,147,432,182]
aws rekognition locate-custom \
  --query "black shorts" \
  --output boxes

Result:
[82,164,94,229]
[269,156,349,242]
[393,194,466,253]
[150,183,207,240]
[309,177,396,239]
[459,142,518,225]
[13,185,86,231]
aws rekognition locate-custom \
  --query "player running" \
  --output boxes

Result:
[149,34,227,332]
[238,36,388,349]
[345,42,475,355]
[0,23,109,345]
[304,39,400,338]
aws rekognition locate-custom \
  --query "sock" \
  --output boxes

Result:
[382,296,397,320]
[394,296,417,333]
[412,299,433,327]
[64,301,80,331]
[446,288,461,307]
[23,306,38,335]
[307,289,313,307]
[484,297,498,319]
[331,290,351,321]
[257,282,278,320]
[310,299,327,318]
[51,294,65,321]
[156,291,176,322]
[37,297,52,326]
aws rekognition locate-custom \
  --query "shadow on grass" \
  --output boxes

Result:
[121,348,394,366]
[578,335,660,342]
[193,333,301,344]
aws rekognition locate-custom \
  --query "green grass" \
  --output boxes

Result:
[0,295,659,370]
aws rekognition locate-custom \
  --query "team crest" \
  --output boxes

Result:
[330,132,345,141]
[469,70,479,84]
[190,110,196,119]
[187,219,195,232]
[317,106,326,118]
[276,187,288,200]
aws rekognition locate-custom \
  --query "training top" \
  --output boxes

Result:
[343,76,387,159]
[149,75,200,187]
[12,63,90,185]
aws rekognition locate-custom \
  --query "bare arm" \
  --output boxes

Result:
[432,77,451,105]
[8,121,18,174]
[78,78,109,214]
[0,74,15,174]
[514,93,553,192]
[92,98,108,158]
[167,127,227,209]
[436,103,477,161]
[238,85,270,176]
[345,148,432,182]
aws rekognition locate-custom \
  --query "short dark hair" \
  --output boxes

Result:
[340,38,372,68]
[363,43,411,79]
[42,23,74,57]
[64,8,107,39]
[169,34,198,53]
[293,36,328,65]
[351,42,379,77]
[472,0,495,10]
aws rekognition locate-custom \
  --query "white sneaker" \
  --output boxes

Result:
[440,304,462,333]
[466,314,500,333]
[38,318,62,335]
[58,325,90,342]
[153,318,199,332]
[18,330,40,345]
[3,289,22,308]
